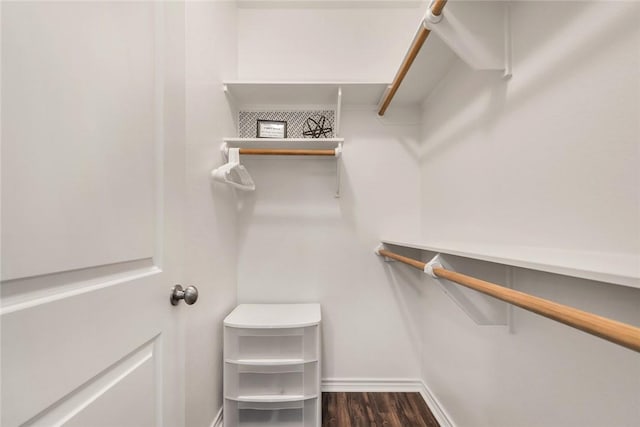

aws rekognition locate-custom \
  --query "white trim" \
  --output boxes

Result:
[321,378,455,427]
[419,380,456,427]
[321,377,423,392]
[209,407,223,427]
[0,266,161,315]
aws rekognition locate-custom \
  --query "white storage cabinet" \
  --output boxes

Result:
[223,304,321,427]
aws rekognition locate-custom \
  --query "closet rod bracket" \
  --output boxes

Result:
[424,254,444,277]
[426,253,509,326]
[422,5,443,28]
[334,143,342,198]
[221,142,230,160]
[375,244,396,262]
[423,1,511,75]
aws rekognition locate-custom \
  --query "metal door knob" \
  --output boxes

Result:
[171,284,199,306]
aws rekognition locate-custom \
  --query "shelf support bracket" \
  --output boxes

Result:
[335,142,342,198]
[426,254,509,326]
[423,0,512,77]
[223,84,241,133]
[374,244,396,262]
[221,142,230,160]
[335,86,342,137]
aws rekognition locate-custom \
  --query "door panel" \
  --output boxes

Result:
[27,339,157,427]
[1,2,185,427]
[2,275,164,426]
[1,1,156,281]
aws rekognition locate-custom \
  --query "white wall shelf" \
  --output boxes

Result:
[380,1,511,112]
[223,81,387,107]
[387,31,458,109]
[223,81,387,138]
[381,239,640,289]
[221,83,356,197]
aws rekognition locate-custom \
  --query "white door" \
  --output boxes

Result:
[1,2,186,426]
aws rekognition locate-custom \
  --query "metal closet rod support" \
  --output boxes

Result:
[375,245,640,353]
[378,0,449,116]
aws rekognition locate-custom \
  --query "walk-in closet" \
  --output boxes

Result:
[2,1,639,426]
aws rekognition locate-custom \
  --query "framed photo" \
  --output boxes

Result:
[257,120,287,138]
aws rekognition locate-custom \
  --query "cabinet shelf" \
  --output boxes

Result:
[225,358,318,366]
[226,395,318,403]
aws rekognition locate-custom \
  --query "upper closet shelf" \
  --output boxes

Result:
[385,31,458,108]
[379,0,511,114]
[381,239,640,289]
[223,81,388,107]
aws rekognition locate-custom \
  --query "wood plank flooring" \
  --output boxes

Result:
[322,392,440,427]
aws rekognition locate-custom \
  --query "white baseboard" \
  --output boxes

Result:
[418,380,455,427]
[321,378,455,427]
[321,377,424,392]
[209,406,223,427]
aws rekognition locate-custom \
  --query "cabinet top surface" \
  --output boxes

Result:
[224,304,321,328]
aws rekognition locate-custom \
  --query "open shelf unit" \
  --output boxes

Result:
[223,304,322,427]
[220,83,365,196]
[223,81,388,138]
[382,239,640,289]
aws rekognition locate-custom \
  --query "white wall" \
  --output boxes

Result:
[234,3,429,382]
[184,2,238,426]
[237,2,423,81]
[236,108,423,380]
[419,1,639,254]
[418,1,640,425]
[234,2,429,382]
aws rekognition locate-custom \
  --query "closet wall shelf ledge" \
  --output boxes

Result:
[380,239,640,289]
[378,0,512,115]
[223,81,388,107]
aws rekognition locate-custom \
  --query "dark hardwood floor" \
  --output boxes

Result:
[322,392,440,427]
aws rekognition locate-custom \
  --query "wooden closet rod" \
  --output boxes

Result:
[377,248,640,353]
[378,0,448,116]
[239,148,336,156]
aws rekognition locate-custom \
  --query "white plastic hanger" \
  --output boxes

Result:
[211,147,256,191]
